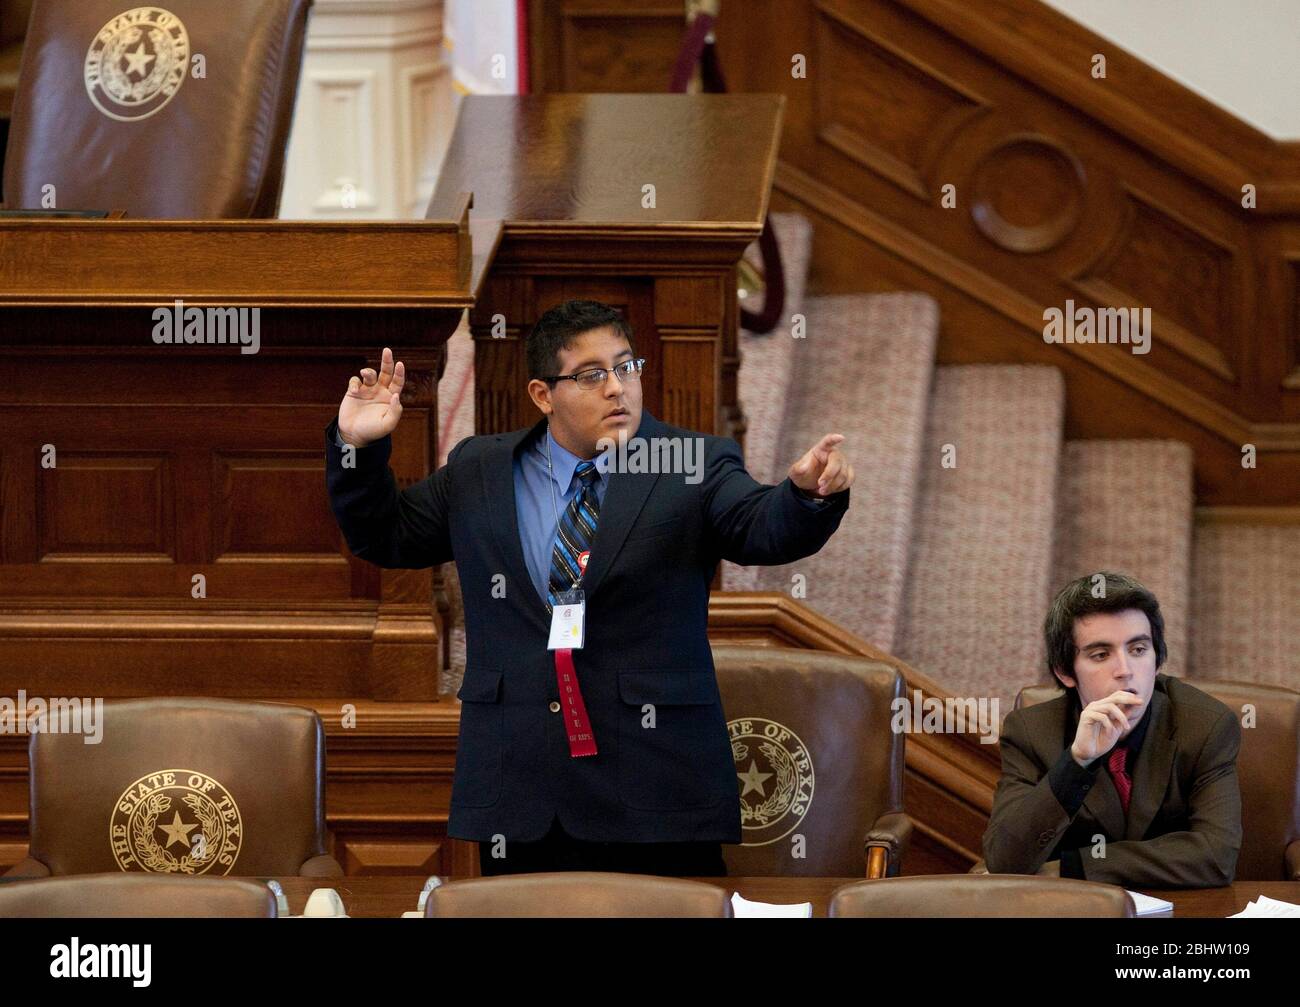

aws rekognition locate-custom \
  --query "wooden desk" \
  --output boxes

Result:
[0,208,476,871]
[268,876,1300,918]
[1139,882,1300,918]
[427,93,785,447]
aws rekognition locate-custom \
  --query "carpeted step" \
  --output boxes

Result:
[1051,440,1194,678]
[743,292,940,653]
[894,364,1065,710]
[722,214,814,592]
[732,211,814,484]
[1189,522,1300,689]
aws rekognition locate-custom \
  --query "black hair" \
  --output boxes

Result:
[526,300,635,381]
[1044,571,1167,685]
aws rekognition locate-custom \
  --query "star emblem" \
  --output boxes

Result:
[736,759,773,797]
[158,810,197,849]
[123,41,156,79]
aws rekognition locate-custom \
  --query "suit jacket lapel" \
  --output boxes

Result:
[1126,686,1175,841]
[482,417,551,627]
[577,411,664,602]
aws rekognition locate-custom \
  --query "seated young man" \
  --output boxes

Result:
[983,572,1241,888]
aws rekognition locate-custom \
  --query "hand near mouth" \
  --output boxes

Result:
[1071,690,1144,766]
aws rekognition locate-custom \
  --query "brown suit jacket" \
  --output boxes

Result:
[983,674,1242,888]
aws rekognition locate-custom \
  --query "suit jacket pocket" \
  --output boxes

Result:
[616,670,731,811]
[623,517,680,543]
[452,666,503,808]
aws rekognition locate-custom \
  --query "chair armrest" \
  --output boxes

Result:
[299,853,344,878]
[865,812,913,878]
[1285,840,1300,882]
[4,856,51,878]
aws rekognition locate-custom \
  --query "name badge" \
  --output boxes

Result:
[548,589,585,650]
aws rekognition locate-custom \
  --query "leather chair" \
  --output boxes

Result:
[711,645,912,877]
[1014,680,1300,881]
[5,697,343,878]
[2,0,311,216]
[424,872,733,918]
[830,874,1135,917]
[0,872,278,917]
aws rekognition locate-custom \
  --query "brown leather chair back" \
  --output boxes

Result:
[830,874,1135,917]
[424,872,733,918]
[0,872,278,917]
[711,645,908,876]
[1190,681,1300,880]
[3,0,311,216]
[22,697,338,877]
[1017,679,1300,880]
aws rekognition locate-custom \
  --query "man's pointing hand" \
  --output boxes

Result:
[788,433,853,497]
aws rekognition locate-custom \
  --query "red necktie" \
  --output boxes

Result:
[1107,746,1131,815]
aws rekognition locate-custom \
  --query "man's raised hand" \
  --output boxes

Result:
[338,347,405,448]
[788,433,854,497]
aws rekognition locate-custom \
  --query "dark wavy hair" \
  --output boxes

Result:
[1044,571,1167,682]
[526,300,635,381]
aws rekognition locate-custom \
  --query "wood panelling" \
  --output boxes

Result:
[528,0,686,95]
[813,2,987,201]
[0,216,475,703]
[38,454,174,561]
[213,454,342,559]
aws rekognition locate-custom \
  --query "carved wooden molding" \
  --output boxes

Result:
[893,0,1300,214]
[775,161,1299,454]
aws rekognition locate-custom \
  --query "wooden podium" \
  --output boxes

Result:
[427,93,785,446]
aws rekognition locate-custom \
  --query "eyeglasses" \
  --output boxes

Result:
[543,357,645,391]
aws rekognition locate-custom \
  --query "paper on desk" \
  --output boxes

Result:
[1127,891,1173,916]
[730,892,813,918]
[1229,895,1300,918]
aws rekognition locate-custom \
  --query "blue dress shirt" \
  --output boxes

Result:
[514,423,610,602]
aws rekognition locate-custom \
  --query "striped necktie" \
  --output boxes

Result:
[547,459,600,612]
[1107,745,1132,815]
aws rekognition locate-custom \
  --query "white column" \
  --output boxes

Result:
[279,0,454,220]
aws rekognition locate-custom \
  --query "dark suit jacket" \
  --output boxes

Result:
[324,410,849,843]
[983,674,1242,888]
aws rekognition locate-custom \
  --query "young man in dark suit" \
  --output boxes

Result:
[325,300,853,876]
[983,572,1242,888]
